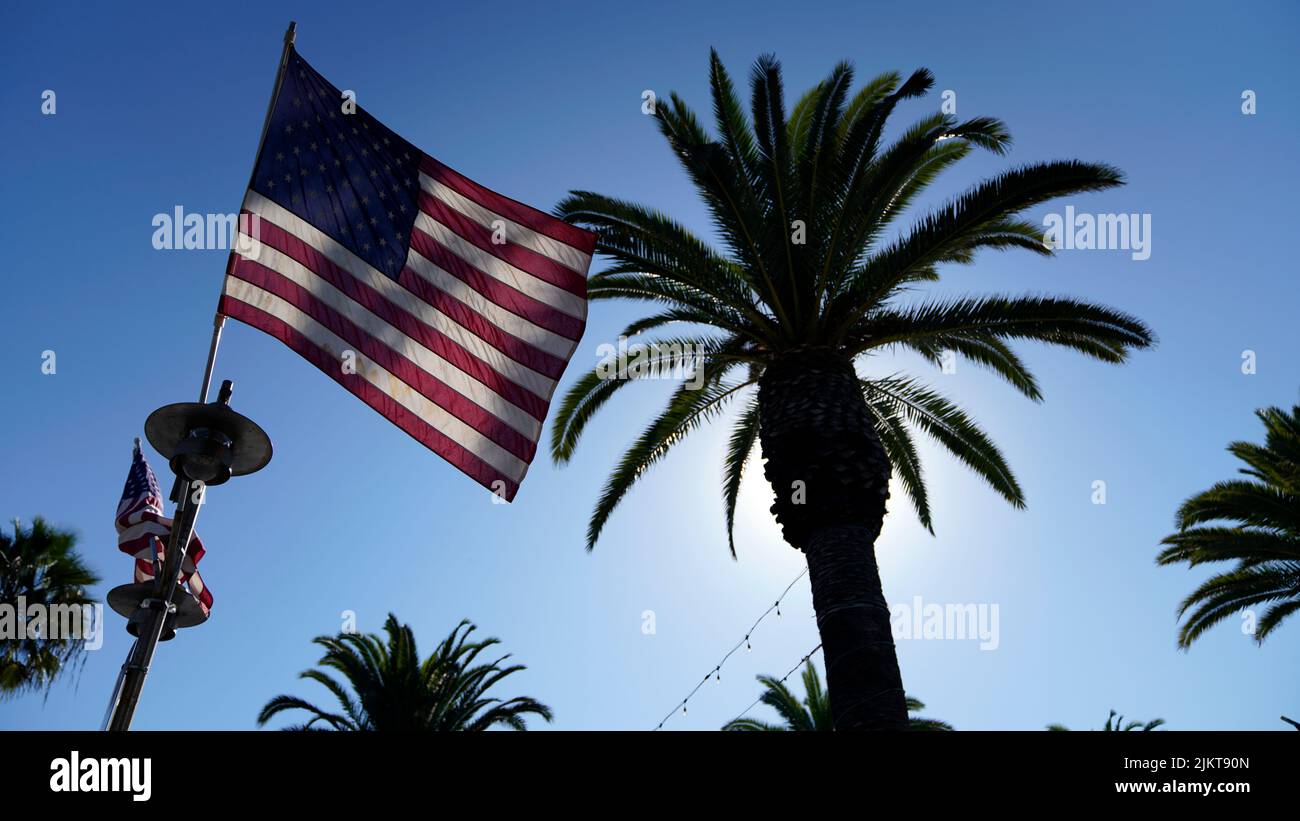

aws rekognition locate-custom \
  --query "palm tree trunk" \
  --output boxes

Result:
[757,348,907,730]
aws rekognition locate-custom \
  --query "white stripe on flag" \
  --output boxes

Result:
[420,174,593,275]
[222,276,530,483]
[118,520,170,543]
[412,210,588,320]
[234,236,543,439]
[404,244,578,360]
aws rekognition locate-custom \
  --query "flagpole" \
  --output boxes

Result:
[102,23,296,732]
[200,20,296,404]
[198,314,225,403]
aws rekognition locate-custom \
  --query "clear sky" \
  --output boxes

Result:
[2,0,1297,731]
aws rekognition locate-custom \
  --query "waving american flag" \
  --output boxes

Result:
[221,46,594,501]
[115,442,212,614]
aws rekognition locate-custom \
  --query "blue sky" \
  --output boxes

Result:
[2,0,1297,730]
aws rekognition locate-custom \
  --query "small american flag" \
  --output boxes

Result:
[222,46,594,500]
[116,441,212,614]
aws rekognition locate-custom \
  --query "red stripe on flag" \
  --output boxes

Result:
[418,192,589,297]
[408,226,585,341]
[247,214,555,418]
[393,263,571,380]
[419,155,597,254]
[229,257,540,462]
[219,294,522,500]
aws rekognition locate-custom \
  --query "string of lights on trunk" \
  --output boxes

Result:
[652,567,808,730]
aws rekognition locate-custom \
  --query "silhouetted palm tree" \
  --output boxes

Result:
[1047,710,1165,731]
[0,517,99,698]
[257,615,552,731]
[724,661,950,731]
[1157,403,1300,647]
[553,51,1154,729]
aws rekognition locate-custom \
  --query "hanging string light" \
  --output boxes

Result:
[651,567,809,730]
[728,644,824,726]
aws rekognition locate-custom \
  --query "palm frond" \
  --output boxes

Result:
[864,377,1024,510]
[855,295,1156,365]
[0,517,100,699]
[550,335,739,463]
[1160,404,1300,646]
[863,387,933,531]
[586,379,754,550]
[831,161,1125,327]
[721,397,761,557]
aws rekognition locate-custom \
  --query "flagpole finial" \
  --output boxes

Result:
[285,21,297,46]
[133,437,142,452]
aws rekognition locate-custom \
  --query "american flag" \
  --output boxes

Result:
[115,442,212,614]
[221,46,594,501]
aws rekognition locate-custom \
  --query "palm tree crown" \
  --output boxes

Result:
[257,615,553,731]
[723,661,951,731]
[0,517,100,698]
[1047,710,1165,731]
[1157,403,1300,646]
[553,51,1155,550]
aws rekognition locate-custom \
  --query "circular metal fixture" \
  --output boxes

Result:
[106,582,209,642]
[144,401,272,484]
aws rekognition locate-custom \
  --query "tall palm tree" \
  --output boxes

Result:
[552,52,1154,729]
[723,660,951,731]
[257,615,552,731]
[0,517,100,698]
[1047,710,1165,731]
[1157,404,1300,646]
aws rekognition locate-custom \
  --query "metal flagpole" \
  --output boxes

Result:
[198,313,225,405]
[102,22,295,732]
[198,20,296,403]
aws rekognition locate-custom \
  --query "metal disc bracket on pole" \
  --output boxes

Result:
[106,582,208,642]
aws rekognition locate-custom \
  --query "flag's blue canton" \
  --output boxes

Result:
[121,447,162,508]
[251,49,423,279]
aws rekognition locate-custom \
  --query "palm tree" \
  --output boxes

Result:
[0,517,100,698]
[257,614,552,731]
[1157,404,1300,647]
[1047,710,1165,731]
[552,52,1154,729]
[723,660,951,730]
